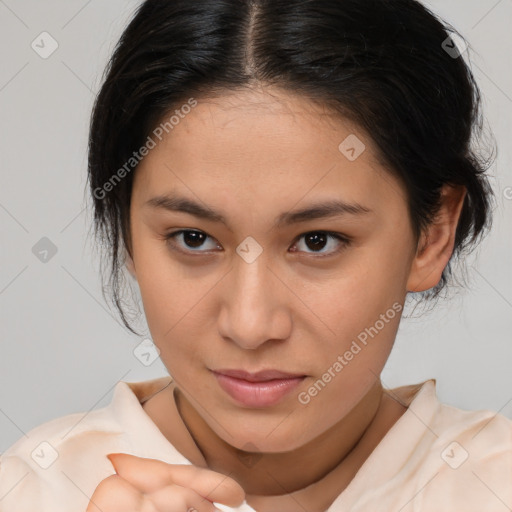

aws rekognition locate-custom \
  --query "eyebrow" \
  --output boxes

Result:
[144,194,372,229]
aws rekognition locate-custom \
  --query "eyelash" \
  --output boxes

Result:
[162,229,352,258]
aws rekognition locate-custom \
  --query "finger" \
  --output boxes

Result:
[147,483,217,512]
[107,453,245,507]
[86,474,143,512]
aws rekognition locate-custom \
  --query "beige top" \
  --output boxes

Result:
[0,376,511,511]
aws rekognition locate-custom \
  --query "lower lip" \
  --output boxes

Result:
[212,372,306,408]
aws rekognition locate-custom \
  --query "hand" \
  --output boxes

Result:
[86,453,245,512]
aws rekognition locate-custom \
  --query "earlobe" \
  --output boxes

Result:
[406,184,466,292]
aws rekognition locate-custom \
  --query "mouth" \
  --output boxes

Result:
[210,368,307,408]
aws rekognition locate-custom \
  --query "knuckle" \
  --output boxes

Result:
[99,473,123,487]
[88,474,144,511]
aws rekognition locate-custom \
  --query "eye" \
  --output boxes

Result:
[164,230,221,254]
[290,231,351,258]
[163,229,351,258]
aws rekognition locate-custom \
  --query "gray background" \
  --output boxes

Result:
[1,0,511,453]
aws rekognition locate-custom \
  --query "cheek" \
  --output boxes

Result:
[134,251,220,375]
[132,232,202,324]
[133,254,185,345]
[316,251,405,330]
[296,295,402,429]
[305,246,406,372]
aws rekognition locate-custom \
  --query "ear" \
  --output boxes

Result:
[125,249,137,279]
[406,184,466,292]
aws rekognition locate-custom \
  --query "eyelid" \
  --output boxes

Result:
[290,231,351,258]
[163,229,221,255]
[163,228,352,258]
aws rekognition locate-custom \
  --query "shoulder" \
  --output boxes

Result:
[430,399,512,465]
[416,400,512,510]
[378,380,512,511]
[0,380,153,512]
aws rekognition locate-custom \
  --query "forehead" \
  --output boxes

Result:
[132,87,406,216]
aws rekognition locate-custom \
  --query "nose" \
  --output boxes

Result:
[217,251,293,350]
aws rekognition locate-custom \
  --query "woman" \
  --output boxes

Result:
[1,1,510,511]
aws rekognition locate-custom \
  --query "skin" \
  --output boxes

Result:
[87,454,245,511]
[124,85,466,509]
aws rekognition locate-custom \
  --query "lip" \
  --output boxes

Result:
[213,368,305,382]
[211,369,306,408]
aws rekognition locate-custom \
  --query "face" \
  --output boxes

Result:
[127,87,419,452]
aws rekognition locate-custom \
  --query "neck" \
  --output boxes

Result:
[175,379,385,496]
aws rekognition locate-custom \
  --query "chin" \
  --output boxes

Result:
[219,425,312,454]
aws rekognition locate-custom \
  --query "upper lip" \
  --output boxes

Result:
[211,368,306,382]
